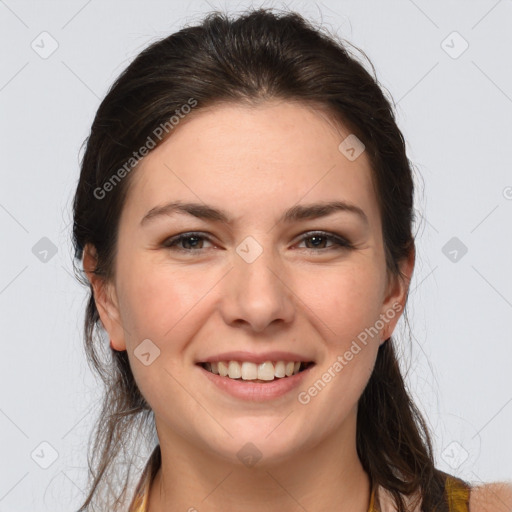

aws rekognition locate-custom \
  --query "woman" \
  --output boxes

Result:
[72,7,511,512]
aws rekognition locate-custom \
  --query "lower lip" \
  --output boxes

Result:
[197,364,315,401]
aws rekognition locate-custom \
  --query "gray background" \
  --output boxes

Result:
[0,0,511,510]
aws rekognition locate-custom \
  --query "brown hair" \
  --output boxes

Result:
[72,7,465,511]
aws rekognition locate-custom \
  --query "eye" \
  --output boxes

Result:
[161,230,353,255]
[162,232,215,253]
[295,231,353,251]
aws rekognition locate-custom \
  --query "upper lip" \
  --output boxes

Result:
[197,351,315,365]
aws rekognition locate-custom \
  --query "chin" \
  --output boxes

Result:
[200,425,308,468]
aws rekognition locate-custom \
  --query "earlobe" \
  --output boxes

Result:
[82,244,126,351]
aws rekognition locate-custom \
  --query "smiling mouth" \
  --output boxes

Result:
[198,360,315,382]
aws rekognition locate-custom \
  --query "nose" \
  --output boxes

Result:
[219,242,296,333]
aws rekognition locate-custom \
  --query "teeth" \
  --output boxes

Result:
[218,361,229,377]
[241,361,258,380]
[202,360,309,381]
[256,362,275,381]
[274,361,286,378]
[228,361,241,379]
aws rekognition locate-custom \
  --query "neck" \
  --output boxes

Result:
[148,411,371,512]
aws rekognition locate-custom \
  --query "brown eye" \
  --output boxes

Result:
[297,231,353,251]
[162,232,214,252]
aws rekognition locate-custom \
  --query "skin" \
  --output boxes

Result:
[84,100,415,511]
[469,482,512,512]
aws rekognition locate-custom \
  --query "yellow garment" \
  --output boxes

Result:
[128,445,470,512]
[368,473,470,512]
[444,475,472,512]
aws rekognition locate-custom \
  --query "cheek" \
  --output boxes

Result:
[117,258,212,341]
[117,263,206,410]
[295,262,385,346]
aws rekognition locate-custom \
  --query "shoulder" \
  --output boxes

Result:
[469,481,512,512]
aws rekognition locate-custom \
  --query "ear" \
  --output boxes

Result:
[379,244,415,344]
[82,243,127,351]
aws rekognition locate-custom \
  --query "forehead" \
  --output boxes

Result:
[122,101,380,229]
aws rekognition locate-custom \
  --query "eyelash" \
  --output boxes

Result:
[161,231,354,255]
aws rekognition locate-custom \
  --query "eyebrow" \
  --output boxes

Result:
[140,200,369,227]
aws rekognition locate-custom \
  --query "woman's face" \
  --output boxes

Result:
[87,100,413,466]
